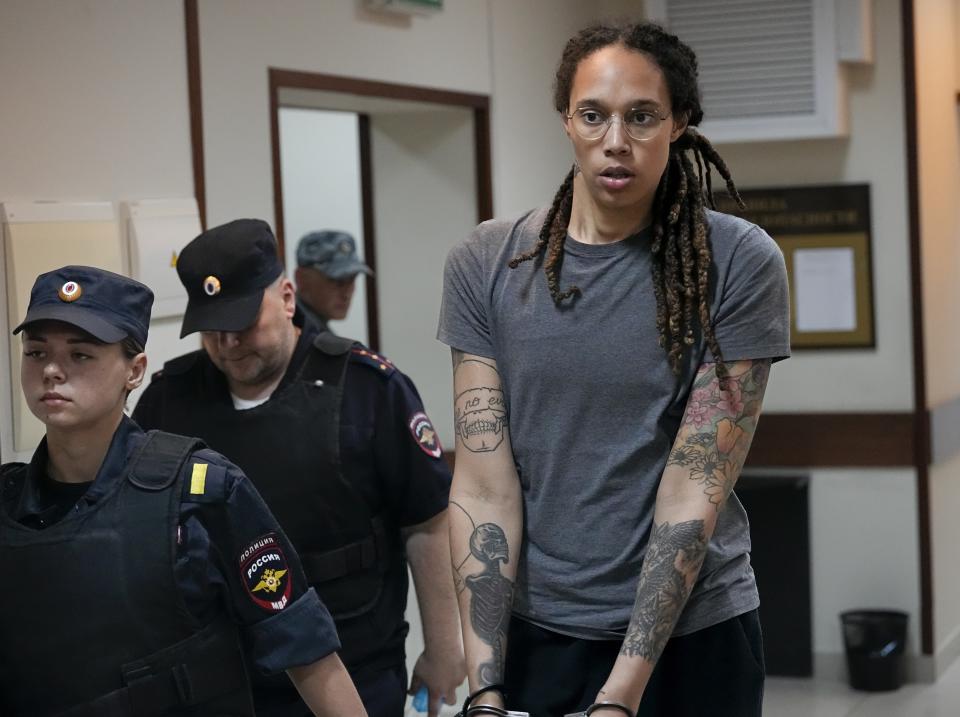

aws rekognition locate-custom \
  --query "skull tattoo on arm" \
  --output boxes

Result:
[455,386,508,452]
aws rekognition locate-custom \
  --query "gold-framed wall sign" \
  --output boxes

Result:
[715,184,875,349]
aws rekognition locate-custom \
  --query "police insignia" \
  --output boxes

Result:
[203,275,221,296]
[239,533,292,611]
[409,411,442,459]
[58,281,82,302]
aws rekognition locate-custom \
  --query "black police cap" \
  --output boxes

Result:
[13,265,153,347]
[176,218,284,338]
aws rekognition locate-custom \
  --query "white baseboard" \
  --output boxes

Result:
[811,636,960,686]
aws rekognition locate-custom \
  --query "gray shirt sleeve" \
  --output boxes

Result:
[706,223,791,363]
[437,230,496,359]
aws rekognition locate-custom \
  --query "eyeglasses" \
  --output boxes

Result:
[565,107,672,142]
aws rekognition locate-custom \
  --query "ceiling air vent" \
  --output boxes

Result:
[647,0,871,142]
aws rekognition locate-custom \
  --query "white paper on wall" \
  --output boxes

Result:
[123,198,200,319]
[794,246,857,332]
[1,201,123,453]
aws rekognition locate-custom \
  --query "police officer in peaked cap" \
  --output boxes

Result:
[0,265,365,716]
[134,220,464,717]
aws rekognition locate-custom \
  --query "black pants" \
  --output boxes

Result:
[252,662,406,717]
[503,610,765,717]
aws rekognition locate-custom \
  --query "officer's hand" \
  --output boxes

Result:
[408,649,466,717]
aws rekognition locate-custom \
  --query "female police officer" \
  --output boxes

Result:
[0,265,365,717]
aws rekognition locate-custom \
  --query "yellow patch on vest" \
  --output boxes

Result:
[190,463,208,495]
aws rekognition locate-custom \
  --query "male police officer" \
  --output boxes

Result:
[0,265,364,716]
[294,231,371,333]
[134,219,464,717]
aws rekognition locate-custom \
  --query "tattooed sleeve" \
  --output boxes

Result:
[449,350,518,686]
[621,519,708,660]
[620,359,770,662]
[667,359,770,509]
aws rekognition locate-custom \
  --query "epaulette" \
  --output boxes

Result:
[350,346,397,377]
[158,350,203,378]
[313,331,355,357]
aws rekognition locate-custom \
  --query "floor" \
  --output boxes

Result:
[764,659,960,716]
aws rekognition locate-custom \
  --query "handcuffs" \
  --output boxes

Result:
[456,685,635,717]
[564,701,636,717]
[456,685,527,717]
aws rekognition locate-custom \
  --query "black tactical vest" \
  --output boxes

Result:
[149,333,406,668]
[0,432,254,717]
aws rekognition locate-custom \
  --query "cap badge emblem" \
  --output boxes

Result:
[58,281,82,303]
[203,275,222,296]
[339,240,351,254]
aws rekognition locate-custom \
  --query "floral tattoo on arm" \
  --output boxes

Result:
[667,359,771,509]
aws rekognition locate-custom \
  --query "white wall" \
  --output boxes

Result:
[198,0,491,228]
[931,453,960,658]
[0,0,198,461]
[716,0,913,413]
[199,0,641,226]
[370,108,476,450]
[807,468,920,657]
[279,107,370,344]
[915,0,960,659]
[0,0,193,201]
[916,0,960,408]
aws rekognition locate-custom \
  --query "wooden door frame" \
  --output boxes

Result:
[268,68,492,352]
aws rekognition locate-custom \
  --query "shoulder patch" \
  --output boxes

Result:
[350,347,397,377]
[239,532,293,612]
[409,411,443,459]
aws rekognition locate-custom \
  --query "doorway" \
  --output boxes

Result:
[270,69,492,354]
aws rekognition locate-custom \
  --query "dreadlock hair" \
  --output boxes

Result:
[509,22,744,377]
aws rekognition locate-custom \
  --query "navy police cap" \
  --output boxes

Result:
[13,265,153,347]
[176,218,283,338]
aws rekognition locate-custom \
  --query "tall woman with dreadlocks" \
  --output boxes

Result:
[439,21,789,717]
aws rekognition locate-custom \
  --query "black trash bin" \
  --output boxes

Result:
[840,610,908,691]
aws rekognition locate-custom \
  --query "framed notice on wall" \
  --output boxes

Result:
[715,184,874,349]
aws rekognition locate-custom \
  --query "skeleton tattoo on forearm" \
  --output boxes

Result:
[451,500,513,686]
[621,519,708,660]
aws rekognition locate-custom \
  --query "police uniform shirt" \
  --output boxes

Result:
[300,321,452,529]
[0,416,340,675]
[135,316,452,532]
[133,316,452,672]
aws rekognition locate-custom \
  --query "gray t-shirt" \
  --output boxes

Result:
[437,207,790,639]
